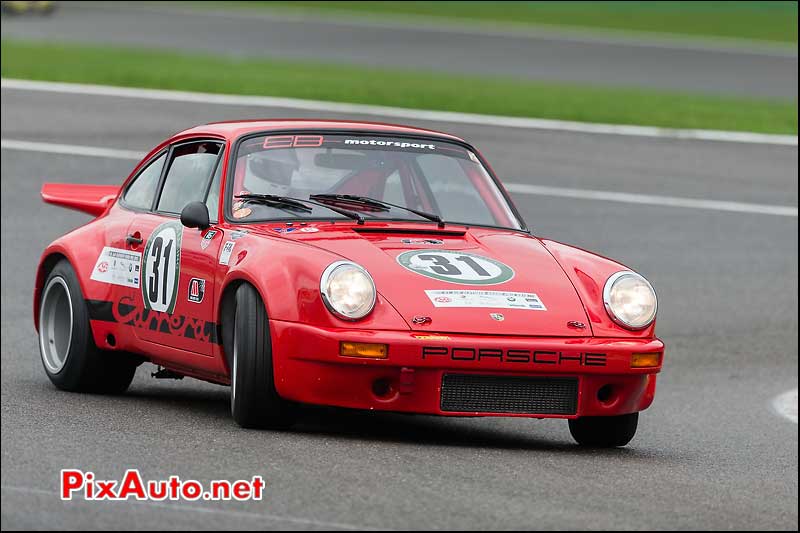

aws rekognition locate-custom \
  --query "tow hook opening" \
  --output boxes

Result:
[371,377,396,400]
[597,384,616,404]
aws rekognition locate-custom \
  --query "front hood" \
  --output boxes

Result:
[273,224,590,336]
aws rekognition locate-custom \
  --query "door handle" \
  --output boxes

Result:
[126,233,143,246]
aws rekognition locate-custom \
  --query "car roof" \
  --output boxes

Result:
[174,119,466,144]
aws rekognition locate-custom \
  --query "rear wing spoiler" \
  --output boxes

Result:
[41,183,120,217]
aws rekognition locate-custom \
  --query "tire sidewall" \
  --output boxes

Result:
[38,261,94,389]
[229,283,294,428]
[568,412,639,447]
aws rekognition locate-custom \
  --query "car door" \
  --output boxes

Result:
[128,139,225,357]
[95,150,169,349]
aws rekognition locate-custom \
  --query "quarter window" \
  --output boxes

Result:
[123,152,166,210]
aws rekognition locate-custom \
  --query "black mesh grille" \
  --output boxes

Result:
[440,374,578,415]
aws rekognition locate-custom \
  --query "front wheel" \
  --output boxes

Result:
[568,412,638,447]
[229,283,296,429]
[38,260,138,393]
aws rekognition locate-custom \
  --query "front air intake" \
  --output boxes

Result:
[440,374,578,415]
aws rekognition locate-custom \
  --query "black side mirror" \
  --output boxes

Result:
[180,201,210,230]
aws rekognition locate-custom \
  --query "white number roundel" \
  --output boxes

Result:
[396,250,514,285]
[141,222,182,313]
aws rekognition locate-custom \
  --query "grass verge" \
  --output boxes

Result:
[1,40,796,134]
[217,1,798,45]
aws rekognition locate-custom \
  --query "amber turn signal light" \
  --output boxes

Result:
[631,352,661,368]
[340,342,388,359]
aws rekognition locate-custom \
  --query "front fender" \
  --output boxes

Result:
[541,239,657,338]
[220,234,410,331]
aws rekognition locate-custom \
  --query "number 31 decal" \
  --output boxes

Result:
[397,250,515,285]
[141,222,182,313]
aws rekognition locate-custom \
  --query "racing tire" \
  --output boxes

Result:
[568,412,638,448]
[38,260,138,394]
[230,283,296,429]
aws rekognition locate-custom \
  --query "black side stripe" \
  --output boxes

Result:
[86,299,123,322]
[86,299,221,344]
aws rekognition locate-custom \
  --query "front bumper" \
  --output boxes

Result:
[271,321,664,418]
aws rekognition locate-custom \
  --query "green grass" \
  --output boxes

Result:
[1,40,796,134]
[220,1,798,44]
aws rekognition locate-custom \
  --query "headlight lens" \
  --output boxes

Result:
[320,261,376,320]
[603,271,657,329]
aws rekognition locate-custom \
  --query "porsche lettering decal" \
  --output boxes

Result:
[422,346,607,367]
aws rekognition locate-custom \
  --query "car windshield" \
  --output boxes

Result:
[226,134,523,230]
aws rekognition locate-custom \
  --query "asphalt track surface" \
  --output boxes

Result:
[1,1,797,99]
[1,82,798,530]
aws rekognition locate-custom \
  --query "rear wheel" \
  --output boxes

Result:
[230,283,296,429]
[568,412,638,447]
[38,260,138,394]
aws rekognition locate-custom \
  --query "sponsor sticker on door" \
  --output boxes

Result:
[90,247,142,288]
[200,230,217,250]
[219,241,236,266]
[188,278,205,303]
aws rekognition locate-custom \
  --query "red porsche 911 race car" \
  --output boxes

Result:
[35,120,662,447]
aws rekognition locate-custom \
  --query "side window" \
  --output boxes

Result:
[157,141,222,214]
[123,152,166,210]
[205,159,223,223]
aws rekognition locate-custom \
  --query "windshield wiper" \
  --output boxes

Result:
[310,194,445,228]
[236,193,312,212]
[235,193,364,224]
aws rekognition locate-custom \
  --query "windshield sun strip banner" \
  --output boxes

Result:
[240,134,473,160]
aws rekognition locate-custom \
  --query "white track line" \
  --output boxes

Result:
[505,183,798,217]
[772,388,798,424]
[3,138,796,217]
[0,139,142,160]
[2,78,796,147]
[0,485,374,530]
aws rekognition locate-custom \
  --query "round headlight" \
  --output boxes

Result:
[320,261,376,320]
[603,271,657,330]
